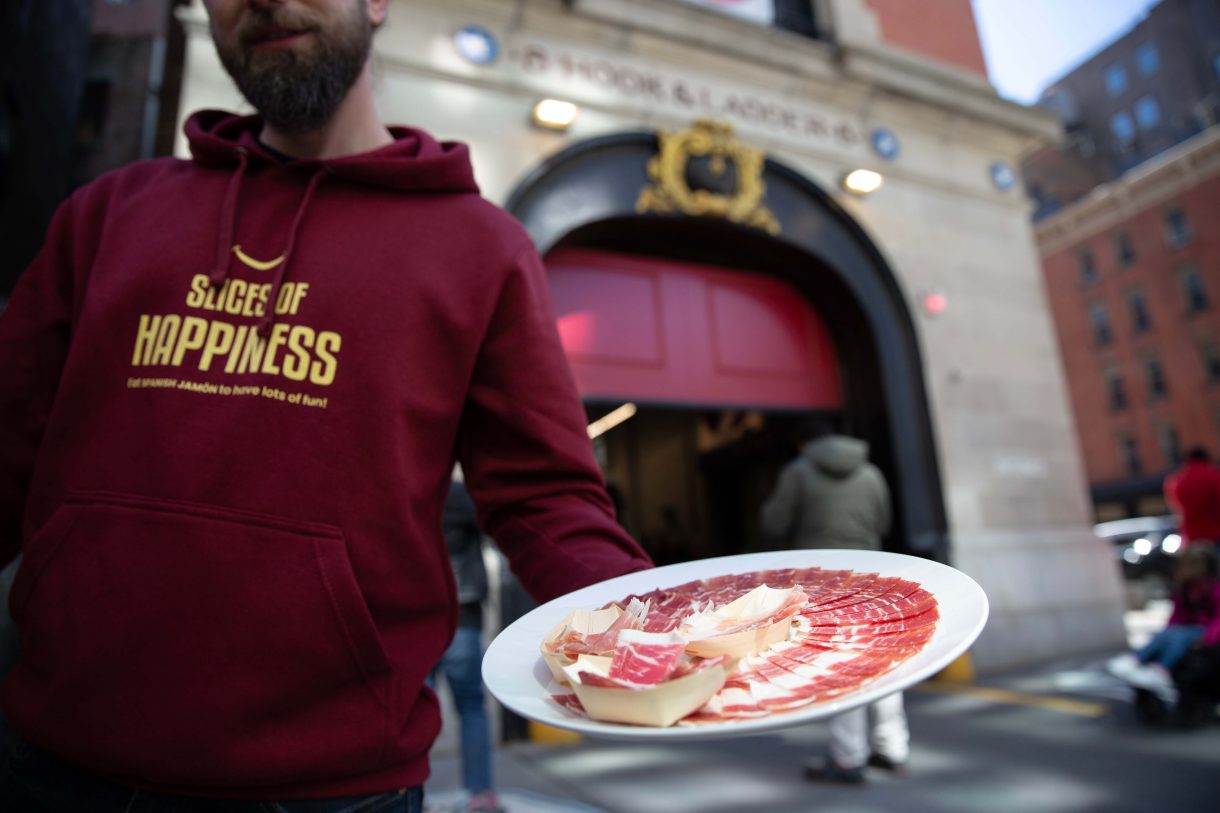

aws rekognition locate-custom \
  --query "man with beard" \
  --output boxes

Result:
[0,2,652,811]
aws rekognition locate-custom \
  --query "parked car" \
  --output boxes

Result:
[1093,515,1181,606]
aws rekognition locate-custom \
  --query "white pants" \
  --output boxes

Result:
[829,692,909,769]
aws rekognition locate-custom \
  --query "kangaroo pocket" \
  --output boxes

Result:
[4,491,395,789]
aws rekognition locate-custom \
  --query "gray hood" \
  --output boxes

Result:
[802,435,869,478]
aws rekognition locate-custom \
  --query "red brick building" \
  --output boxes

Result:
[1036,128,1220,520]
[864,0,988,77]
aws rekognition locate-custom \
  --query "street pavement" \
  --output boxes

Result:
[425,601,1220,813]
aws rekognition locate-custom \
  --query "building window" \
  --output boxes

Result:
[1164,208,1192,248]
[1119,434,1142,476]
[1105,63,1128,96]
[773,0,820,39]
[1157,424,1182,469]
[1105,368,1128,411]
[1090,302,1113,347]
[1199,338,1220,384]
[1144,356,1168,400]
[1134,95,1161,130]
[1127,289,1152,333]
[1110,111,1135,144]
[1078,251,1098,286]
[1135,42,1160,76]
[1114,231,1135,267]
[1180,267,1209,312]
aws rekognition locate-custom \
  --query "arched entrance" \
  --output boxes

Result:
[506,129,949,563]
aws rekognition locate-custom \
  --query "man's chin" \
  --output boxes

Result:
[244,50,309,74]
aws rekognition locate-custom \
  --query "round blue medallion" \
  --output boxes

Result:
[453,25,499,66]
[990,161,1016,191]
[870,128,900,161]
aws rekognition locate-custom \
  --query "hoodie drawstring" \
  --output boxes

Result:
[257,166,328,336]
[209,146,328,337]
[210,147,249,286]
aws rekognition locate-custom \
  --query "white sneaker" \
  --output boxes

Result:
[1106,653,1143,683]
[1108,654,1175,694]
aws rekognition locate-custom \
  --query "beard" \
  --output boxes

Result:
[213,0,373,134]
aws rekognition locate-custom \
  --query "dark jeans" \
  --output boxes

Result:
[1138,624,1205,671]
[0,725,423,813]
[432,625,494,795]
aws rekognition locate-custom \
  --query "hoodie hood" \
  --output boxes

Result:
[184,111,480,335]
[185,110,480,194]
[802,435,869,478]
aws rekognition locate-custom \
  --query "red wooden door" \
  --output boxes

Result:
[547,248,842,409]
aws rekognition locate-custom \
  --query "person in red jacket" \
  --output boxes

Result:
[1164,447,1220,546]
[0,2,651,811]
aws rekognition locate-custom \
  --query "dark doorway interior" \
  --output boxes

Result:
[590,405,817,565]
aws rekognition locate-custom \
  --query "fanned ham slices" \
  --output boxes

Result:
[548,565,939,727]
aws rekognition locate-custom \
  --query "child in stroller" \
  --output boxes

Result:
[1108,545,1220,726]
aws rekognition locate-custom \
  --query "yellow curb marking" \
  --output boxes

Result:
[914,681,1109,718]
[529,721,583,745]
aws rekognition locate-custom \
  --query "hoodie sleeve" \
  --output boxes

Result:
[0,195,86,568]
[456,242,652,603]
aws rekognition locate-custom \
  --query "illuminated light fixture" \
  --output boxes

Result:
[532,99,579,131]
[842,169,884,195]
[1132,537,1153,556]
[587,403,637,440]
[922,291,949,317]
[1161,533,1182,554]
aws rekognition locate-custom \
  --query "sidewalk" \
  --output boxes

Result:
[426,602,1219,813]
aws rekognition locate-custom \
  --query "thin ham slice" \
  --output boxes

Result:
[606,630,686,686]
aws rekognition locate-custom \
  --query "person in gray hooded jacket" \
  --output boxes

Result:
[760,417,908,784]
[760,423,890,550]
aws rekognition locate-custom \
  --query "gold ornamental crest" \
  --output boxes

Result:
[636,119,779,235]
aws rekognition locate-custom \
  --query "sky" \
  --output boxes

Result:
[971,0,1161,104]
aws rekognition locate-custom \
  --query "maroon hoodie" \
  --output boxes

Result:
[0,111,650,798]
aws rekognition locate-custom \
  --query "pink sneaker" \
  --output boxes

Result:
[466,791,505,813]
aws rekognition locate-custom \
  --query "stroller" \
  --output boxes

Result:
[1132,644,1220,728]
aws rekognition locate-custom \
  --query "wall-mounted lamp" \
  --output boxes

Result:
[587,403,637,440]
[532,99,579,131]
[841,169,884,195]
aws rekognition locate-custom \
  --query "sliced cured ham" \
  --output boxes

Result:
[607,630,686,686]
[552,564,939,727]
